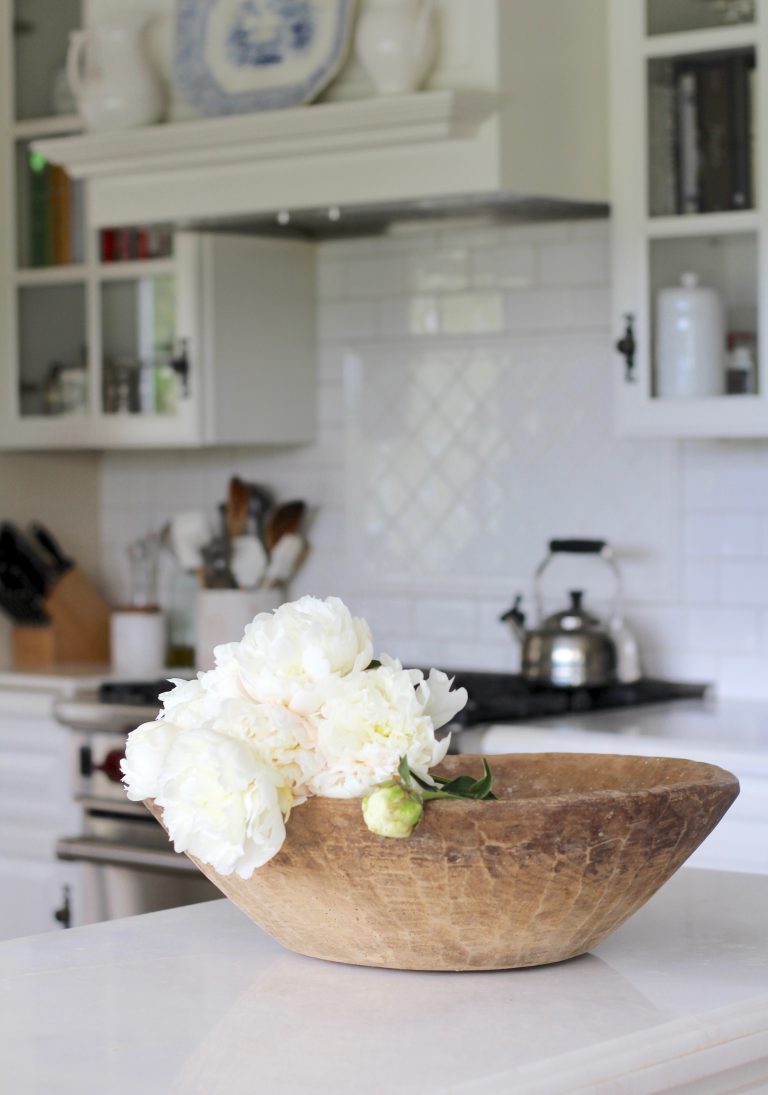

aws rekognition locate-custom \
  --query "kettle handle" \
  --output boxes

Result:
[533,540,624,622]
[549,539,606,555]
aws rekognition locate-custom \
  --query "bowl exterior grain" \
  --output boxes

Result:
[146,753,739,971]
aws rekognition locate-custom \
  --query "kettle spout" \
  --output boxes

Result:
[500,595,526,644]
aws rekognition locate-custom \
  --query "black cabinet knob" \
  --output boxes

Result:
[615,313,637,383]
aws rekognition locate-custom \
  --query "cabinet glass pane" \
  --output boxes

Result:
[13,0,81,120]
[647,0,754,36]
[15,142,85,268]
[101,276,181,415]
[17,284,87,416]
[649,233,757,399]
[647,50,756,217]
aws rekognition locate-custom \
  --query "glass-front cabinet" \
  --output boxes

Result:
[0,1,199,448]
[610,0,768,436]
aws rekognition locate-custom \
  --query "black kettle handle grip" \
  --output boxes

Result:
[548,539,607,555]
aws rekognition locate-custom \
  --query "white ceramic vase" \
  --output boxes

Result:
[355,0,437,96]
[67,16,164,132]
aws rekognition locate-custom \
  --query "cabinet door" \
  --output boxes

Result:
[610,0,768,438]
[0,708,82,939]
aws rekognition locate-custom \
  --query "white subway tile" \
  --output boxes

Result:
[683,511,760,557]
[684,607,758,652]
[719,561,768,605]
[318,300,377,340]
[413,597,477,639]
[341,255,405,297]
[504,288,571,330]
[719,655,768,699]
[538,241,609,286]
[568,219,611,241]
[565,286,611,327]
[653,649,719,682]
[316,255,345,299]
[471,247,535,289]
[681,559,719,603]
[440,292,504,334]
[377,295,440,336]
[408,249,469,292]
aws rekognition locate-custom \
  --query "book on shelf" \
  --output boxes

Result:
[26,154,83,267]
[100,224,173,262]
[666,53,753,217]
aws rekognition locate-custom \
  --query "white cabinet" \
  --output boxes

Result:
[0,689,82,940]
[610,0,768,437]
[0,1,316,451]
[35,1,609,228]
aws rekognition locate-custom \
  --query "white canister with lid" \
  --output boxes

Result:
[655,272,725,399]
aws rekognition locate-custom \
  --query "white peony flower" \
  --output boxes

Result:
[235,595,373,714]
[212,698,320,811]
[414,668,468,730]
[156,727,286,878]
[158,655,247,731]
[308,664,452,799]
[377,656,467,731]
[121,719,181,802]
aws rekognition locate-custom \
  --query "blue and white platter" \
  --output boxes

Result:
[173,0,357,115]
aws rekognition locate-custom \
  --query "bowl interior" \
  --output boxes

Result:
[431,751,734,801]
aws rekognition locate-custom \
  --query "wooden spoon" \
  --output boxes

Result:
[226,477,250,542]
[264,501,306,553]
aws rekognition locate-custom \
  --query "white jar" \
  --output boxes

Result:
[195,589,283,671]
[655,272,725,399]
[110,608,166,676]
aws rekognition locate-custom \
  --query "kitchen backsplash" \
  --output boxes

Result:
[100,218,768,698]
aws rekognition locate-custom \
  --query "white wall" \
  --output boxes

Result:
[99,218,768,698]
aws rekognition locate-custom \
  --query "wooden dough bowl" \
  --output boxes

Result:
[146,753,739,971]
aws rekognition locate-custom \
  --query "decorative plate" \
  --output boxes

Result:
[173,0,357,114]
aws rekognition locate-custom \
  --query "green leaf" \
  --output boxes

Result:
[366,659,382,670]
[419,758,496,801]
[468,758,494,800]
[397,755,412,789]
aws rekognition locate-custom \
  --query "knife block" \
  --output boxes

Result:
[12,568,111,670]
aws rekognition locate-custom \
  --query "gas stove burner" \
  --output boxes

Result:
[439,672,709,729]
[98,679,175,707]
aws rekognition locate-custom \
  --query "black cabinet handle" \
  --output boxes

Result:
[615,313,636,383]
[53,885,71,929]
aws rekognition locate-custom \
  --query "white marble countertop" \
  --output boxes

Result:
[458,697,768,769]
[1,868,767,1094]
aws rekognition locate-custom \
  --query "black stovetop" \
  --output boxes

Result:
[441,672,708,729]
[99,673,709,726]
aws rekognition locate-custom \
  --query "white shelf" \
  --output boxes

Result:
[12,115,82,141]
[97,258,175,280]
[34,91,498,181]
[14,265,88,286]
[643,23,757,59]
[646,211,760,238]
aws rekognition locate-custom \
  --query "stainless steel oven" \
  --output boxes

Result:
[54,694,218,926]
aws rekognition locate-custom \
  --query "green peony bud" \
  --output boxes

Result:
[362,781,424,839]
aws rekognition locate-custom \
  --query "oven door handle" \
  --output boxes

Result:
[56,836,199,874]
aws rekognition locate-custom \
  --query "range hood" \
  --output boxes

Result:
[35,0,609,235]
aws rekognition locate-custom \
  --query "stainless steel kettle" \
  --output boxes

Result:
[500,539,639,688]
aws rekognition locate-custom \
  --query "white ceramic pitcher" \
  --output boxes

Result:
[67,17,164,131]
[355,0,437,96]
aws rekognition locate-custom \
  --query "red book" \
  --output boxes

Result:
[136,228,151,259]
[101,229,117,262]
